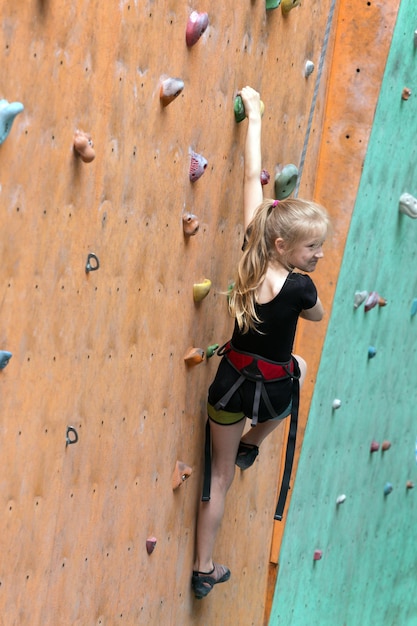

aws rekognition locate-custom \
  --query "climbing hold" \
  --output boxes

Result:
[266,0,282,7]
[274,164,299,199]
[414,30,417,47]
[65,426,79,446]
[193,278,212,302]
[206,344,219,358]
[370,440,380,453]
[172,461,193,490]
[159,77,184,106]
[186,11,209,47]
[368,346,377,359]
[73,129,95,163]
[0,99,24,144]
[146,537,157,555]
[383,483,393,496]
[411,298,417,317]
[182,212,200,236]
[332,398,342,410]
[406,480,414,489]
[266,0,281,9]
[0,350,12,369]
[304,60,315,77]
[234,95,265,123]
[189,150,208,182]
[354,291,368,309]
[234,95,246,123]
[378,296,387,307]
[85,253,100,272]
[381,440,391,451]
[364,291,379,312]
[399,192,417,218]
[336,494,346,505]
[281,0,301,14]
[401,87,412,101]
[184,347,205,365]
[260,169,270,186]
[313,550,323,561]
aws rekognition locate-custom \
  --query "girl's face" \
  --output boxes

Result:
[275,231,325,272]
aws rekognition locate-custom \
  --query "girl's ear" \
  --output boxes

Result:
[274,237,286,254]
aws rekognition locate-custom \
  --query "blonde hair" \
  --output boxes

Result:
[228,198,329,333]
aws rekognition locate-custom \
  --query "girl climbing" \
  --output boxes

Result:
[192,86,330,599]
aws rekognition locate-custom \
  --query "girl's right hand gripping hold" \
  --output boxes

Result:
[239,86,264,230]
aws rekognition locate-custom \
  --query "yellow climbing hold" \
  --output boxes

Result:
[193,278,212,302]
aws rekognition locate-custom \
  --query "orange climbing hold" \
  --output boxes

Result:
[184,347,205,365]
[73,130,95,163]
[160,77,184,106]
[182,212,200,236]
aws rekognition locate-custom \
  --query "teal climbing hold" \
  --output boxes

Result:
[0,350,12,369]
[411,298,417,316]
[266,0,281,9]
[383,483,393,496]
[274,164,299,199]
[0,100,24,144]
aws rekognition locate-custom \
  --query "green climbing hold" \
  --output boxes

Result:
[234,96,246,123]
[266,0,281,9]
[274,164,299,199]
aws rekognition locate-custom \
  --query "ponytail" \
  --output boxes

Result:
[228,200,274,333]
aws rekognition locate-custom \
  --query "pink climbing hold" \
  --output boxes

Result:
[186,11,209,47]
[313,550,323,561]
[364,291,379,312]
[146,537,157,555]
[189,150,208,182]
[260,169,270,186]
[370,440,380,453]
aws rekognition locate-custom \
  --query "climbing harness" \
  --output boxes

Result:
[202,342,300,521]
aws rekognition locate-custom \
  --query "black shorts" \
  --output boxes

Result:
[207,357,293,425]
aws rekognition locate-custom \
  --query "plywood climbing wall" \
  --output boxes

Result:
[0,1,336,624]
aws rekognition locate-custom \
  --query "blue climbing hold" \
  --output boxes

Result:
[383,483,393,496]
[0,350,12,369]
[368,346,377,359]
[0,100,24,144]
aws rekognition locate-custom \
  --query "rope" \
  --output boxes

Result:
[294,0,338,197]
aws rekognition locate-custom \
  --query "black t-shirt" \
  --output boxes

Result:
[231,272,317,362]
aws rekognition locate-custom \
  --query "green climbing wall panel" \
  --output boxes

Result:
[270,1,417,624]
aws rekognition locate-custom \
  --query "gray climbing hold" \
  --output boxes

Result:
[274,164,299,199]
[399,192,417,218]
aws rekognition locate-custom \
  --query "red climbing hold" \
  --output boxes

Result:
[146,537,157,555]
[186,11,209,47]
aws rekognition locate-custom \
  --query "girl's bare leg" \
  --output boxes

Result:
[193,418,246,573]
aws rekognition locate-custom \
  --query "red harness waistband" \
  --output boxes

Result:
[220,341,294,381]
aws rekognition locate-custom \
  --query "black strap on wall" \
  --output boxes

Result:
[274,374,300,520]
